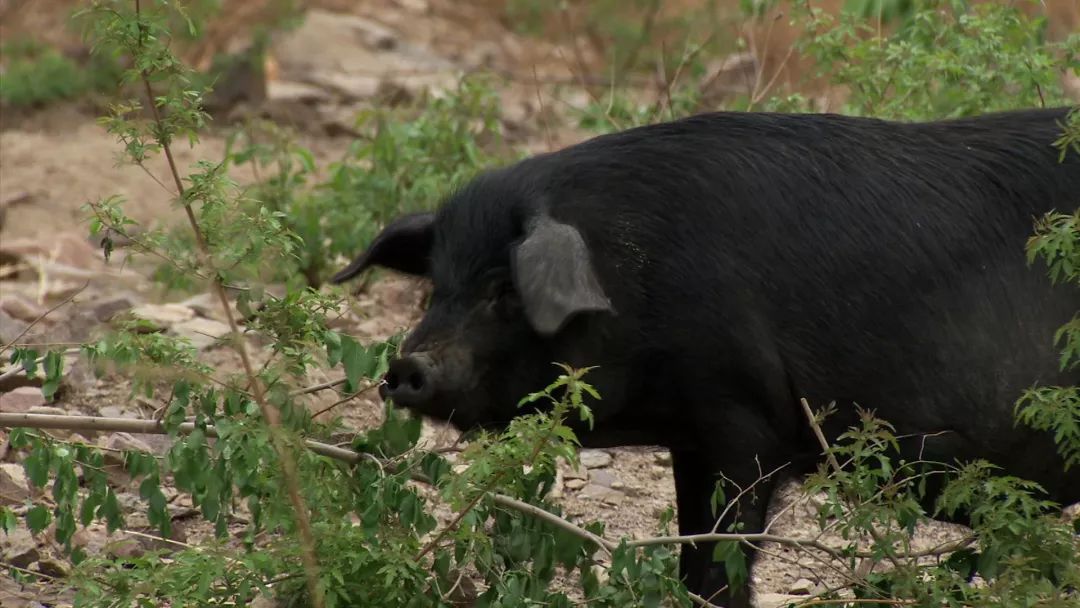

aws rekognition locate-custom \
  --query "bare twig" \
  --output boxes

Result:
[290,376,347,397]
[0,561,58,581]
[309,381,382,419]
[711,460,790,533]
[0,413,363,464]
[629,530,845,561]
[491,493,614,551]
[800,398,842,473]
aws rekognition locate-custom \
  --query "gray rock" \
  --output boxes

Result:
[129,303,195,329]
[305,72,380,102]
[34,558,70,578]
[579,449,612,469]
[601,492,624,506]
[105,432,154,454]
[0,527,39,568]
[578,483,624,505]
[788,578,815,595]
[171,317,231,350]
[272,9,459,102]
[178,293,220,318]
[0,386,45,413]
[589,469,618,488]
[0,307,29,346]
[0,294,49,323]
[0,463,31,505]
[93,294,136,322]
[565,478,587,491]
[653,451,673,466]
[267,80,332,104]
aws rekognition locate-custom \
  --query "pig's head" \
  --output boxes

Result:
[330,180,618,431]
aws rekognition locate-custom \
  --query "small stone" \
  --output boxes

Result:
[589,469,618,488]
[610,480,625,490]
[0,294,49,323]
[0,232,103,270]
[565,478,587,491]
[562,463,588,480]
[93,295,136,322]
[0,463,31,504]
[267,80,332,104]
[306,72,381,101]
[0,307,29,347]
[788,578,815,595]
[171,317,231,350]
[601,492,624,506]
[578,483,623,504]
[398,0,429,13]
[129,303,195,329]
[0,527,39,568]
[178,293,222,319]
[649,465,668,479]
[0,386,46,413]
[34,558,70,578]
[579,449,612,469]
[653,451,673,466]
[106,432,154,454]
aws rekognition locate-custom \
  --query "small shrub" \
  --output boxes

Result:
[0,41,93,107]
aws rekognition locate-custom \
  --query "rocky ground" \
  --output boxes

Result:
[2,1,1079,607]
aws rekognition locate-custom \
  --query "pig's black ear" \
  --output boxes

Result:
[511,215,614,336]
[330,212,435,283]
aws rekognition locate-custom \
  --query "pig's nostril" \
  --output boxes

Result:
[407,372,424,391]
[385,353,434,404]
[385,371,400,390]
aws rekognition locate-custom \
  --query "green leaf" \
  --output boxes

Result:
[24,444,51,488]
[0,507,16,534]
[712,540,748,591]
[26,505,51,533]
[41,350,63,401]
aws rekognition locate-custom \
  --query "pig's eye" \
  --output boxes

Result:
[483,280,517,315]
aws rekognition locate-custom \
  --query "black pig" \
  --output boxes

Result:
[332,108,1080,606]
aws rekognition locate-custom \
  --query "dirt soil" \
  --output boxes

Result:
[2,1,1078,608]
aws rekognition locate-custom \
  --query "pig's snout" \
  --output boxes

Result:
[381,353,436,407]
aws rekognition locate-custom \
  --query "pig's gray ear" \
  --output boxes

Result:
[330,212,435,283]
[511,215,613,336]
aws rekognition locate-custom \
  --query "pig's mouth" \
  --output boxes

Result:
[378,377,487,431]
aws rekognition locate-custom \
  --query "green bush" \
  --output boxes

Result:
[0,41,105,107]
[223,76,506,289]
[792,0,1080,119]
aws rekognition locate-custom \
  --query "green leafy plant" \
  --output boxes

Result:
[0,39,121,107]
[215,75,506,289]
[791,0,1080,119]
